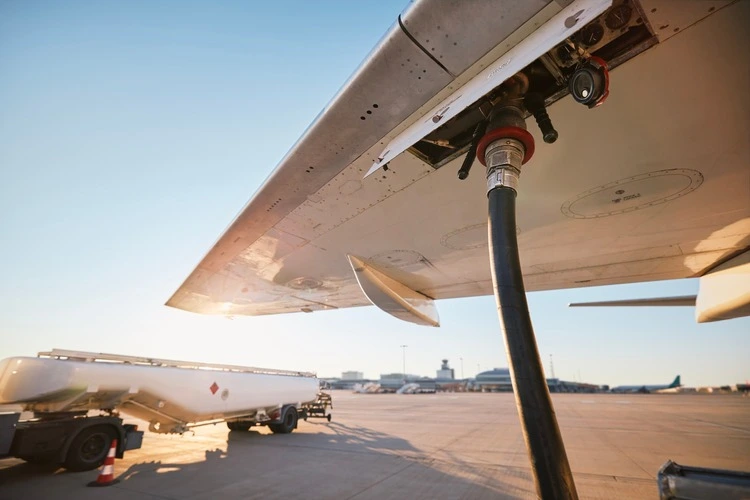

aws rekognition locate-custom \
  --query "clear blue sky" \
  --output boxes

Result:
[1,1,747,387]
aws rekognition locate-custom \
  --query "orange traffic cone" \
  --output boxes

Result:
[87,438,120,487]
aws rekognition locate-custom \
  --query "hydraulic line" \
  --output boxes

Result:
[487,185,578,500]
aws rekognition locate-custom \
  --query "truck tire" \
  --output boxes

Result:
[269,407,297,434]
[64,425,117,472]
[227,421,251,432]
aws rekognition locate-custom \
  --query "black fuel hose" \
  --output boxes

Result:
[488,185,578,500]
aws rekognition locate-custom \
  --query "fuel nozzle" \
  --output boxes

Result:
[524,93,558,144]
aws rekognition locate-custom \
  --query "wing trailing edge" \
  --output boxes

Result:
[570,248,750,323]
[569,296,696,308]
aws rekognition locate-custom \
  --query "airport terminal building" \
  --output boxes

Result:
[324,362,603,393]
[472,368,513,392]
[473,368,601,393]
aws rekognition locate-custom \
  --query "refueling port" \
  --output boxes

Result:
[569,56,610,108]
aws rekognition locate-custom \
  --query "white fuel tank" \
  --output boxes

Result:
[0,350,319,432]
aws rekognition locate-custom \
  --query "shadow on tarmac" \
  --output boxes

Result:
[0,420,531,499]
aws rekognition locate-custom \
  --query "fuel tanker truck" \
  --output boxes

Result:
[0,349,330,471]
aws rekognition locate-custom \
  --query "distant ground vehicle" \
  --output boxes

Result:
[0,349,330,471]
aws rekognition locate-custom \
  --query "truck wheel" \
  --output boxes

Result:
[64,425,117,472]
[269,407,297,434]
[227,421,251,431]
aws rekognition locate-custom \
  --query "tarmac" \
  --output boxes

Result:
[1,392,749,499]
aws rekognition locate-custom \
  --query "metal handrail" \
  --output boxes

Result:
[38,349,316,378]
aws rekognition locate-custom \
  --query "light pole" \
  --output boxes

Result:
[400,345,408,382]
[460,357,464,379]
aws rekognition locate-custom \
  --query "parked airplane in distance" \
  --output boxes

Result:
[611,376,681,394]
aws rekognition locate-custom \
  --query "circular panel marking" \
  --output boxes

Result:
[286,277,323,290]
[339,180,362,195]
[560,169,703,219]
[441,224,488,250]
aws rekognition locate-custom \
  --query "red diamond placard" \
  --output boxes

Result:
[209,382,219,395]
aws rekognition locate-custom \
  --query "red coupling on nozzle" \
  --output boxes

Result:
[476,126,535,166]
[588,56,609,108]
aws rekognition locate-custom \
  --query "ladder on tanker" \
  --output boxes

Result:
[39,349,317,378]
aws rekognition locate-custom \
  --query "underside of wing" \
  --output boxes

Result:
[168,0,750,324]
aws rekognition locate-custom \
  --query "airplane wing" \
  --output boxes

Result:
[167,0,750,325]
[569,296,696,308]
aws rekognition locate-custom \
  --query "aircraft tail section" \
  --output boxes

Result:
[670,375,681,388]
